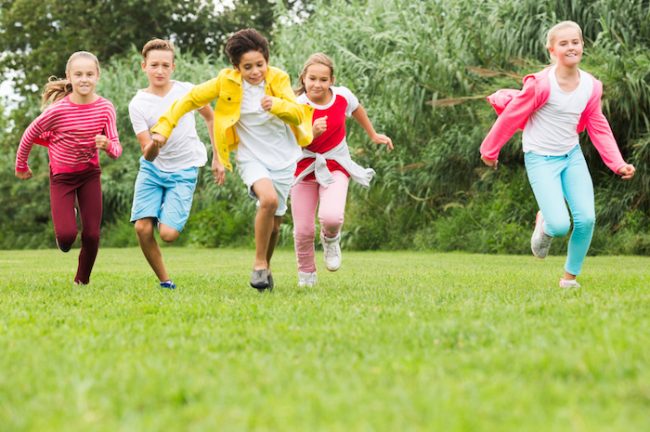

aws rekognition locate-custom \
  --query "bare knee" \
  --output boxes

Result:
[159,224,180,243]
[258,194,278,214]
[134,219,154,240]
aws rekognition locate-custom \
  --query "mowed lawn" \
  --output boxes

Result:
[0,247,649,431]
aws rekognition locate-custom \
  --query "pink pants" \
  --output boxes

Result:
[291,171,350,273]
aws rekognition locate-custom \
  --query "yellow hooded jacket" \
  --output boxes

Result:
[151,66,314,171]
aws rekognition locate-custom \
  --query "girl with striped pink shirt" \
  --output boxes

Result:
[15,51,122,285]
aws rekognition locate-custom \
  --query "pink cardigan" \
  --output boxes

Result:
[480,68,626,173]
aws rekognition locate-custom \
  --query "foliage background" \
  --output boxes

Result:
[1,0,649,254]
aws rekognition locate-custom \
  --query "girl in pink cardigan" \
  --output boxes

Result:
[480,21,635,288]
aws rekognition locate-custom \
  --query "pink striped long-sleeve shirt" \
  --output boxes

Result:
[16,95,122,174]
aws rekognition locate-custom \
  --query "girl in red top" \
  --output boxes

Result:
[15,51,122,285]
[291,53,393,287]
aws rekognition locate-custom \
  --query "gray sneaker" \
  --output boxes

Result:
[531,211,553,258]
[250,269,269,291]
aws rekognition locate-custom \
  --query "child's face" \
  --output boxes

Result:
[143,50,175,88]
[304,63,334,102]
[549,28,583,67]
[236,50,268,85]
[66,57,99,98]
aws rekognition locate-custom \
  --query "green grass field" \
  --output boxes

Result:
[1,247,649,431]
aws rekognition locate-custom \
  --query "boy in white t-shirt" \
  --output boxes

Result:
[128,39,221,289]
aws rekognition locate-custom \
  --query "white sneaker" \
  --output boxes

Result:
[298,271,317,287]
[559,278,581,289]
[531,211,553,258]
[320,232,342,271]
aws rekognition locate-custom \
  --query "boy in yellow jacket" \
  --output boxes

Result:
[151,28,313,291]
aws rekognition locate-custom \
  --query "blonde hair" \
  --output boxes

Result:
[546,21,583,61]
[296,52,335,95]
[41,51,100,108]
[142,38,175,61]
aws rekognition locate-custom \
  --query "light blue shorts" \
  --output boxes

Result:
[130,157,199,232]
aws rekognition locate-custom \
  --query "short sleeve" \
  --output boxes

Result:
[128,97,149,135]
[337,86,360,117]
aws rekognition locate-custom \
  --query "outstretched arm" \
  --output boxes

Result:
[151,76,222,141]
[351,105,393,150]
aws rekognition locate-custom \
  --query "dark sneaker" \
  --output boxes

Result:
[160,280,176,289]
[531,211,553,258]
[250,269,269,291]
[267,272,274,292]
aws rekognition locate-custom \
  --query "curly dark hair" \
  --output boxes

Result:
[224,28,270,66]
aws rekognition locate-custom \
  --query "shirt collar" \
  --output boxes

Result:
[242,79,266,90]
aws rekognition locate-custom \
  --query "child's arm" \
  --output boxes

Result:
[584,96,632,177]
[351,105,393,150]
[197,104,225,185]
[480,78,537,163]
[15,111,53,179]
[96,102,122,159]
[263,72,311,126]
[151,76,222,145]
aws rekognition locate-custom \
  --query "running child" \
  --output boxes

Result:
[291,53,393,287]
[15,51,122,285]
[480,21,635,288]
[128,39,220,290]
[150,28,313,291]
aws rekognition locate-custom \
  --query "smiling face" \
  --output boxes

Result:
[143,49,175,89]
[66,56,99,99]
[303,63,334,104]
[549,27,583,67]
[236,50,268,85]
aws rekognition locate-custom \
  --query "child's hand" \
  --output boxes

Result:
[481,155,499,170]
[313,116,328,138]
[261,95,273,111]
[211,158,226,185]
[15,167,33,180]
[143,141,160,161]
[151,133,168,148]
[95,134,109,151]
[371,133,393,151]
[618,164,636,180]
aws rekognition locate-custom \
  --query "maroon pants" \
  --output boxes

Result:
[50,168,102,284]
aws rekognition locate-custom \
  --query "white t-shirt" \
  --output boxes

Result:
[522,66,593,156]
[128,80,208,172]
[235,80,301,171]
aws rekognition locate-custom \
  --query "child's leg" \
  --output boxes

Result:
[134,218,170,282]
[291,180,320,273]
[525,153,572,238]
[74,169,102,284]
[131,160,169,282]
[561,149,595,277]
[318,171,350,238]
[158,167,199,243]
[266,215,283,266]
[252,178,278,270]
[49,173,80,252]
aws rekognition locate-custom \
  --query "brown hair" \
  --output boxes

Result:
[224,28,269,66]
[142,38,175,61]
[41,51,100,108]
[296,52,335,95]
